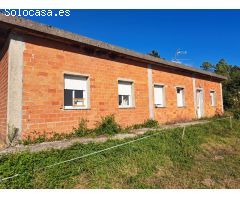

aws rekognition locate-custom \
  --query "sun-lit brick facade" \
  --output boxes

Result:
[21,36,150,139]
[18,35,223,140]
[152,66,223,123]
[0,46,8,144]
[0,15,225,144]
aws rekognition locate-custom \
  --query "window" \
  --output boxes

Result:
[154,85,165,107]
[176,87,185,107]
[118,81,133,108]
[210,91,216,106]
[64,74,88,109]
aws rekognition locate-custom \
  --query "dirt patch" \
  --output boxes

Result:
[223,178,240,188]
[212,155,224,161]
[201,142,236,156]
[141,164,175,188]
[201,178,215,187]
[73,173,89,189]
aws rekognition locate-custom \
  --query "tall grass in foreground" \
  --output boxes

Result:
[0,118,239,189]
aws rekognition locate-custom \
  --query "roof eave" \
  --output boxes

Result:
[0,13,227,81]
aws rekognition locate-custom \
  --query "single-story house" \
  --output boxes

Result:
[0,14,227,145]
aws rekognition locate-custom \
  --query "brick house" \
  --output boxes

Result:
[0,15,226,145]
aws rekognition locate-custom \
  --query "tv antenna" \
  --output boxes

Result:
[172,48,190,64]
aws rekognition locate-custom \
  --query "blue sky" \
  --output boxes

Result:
[24,10,240,68]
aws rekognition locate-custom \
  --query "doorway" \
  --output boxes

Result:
[196,89,204,118]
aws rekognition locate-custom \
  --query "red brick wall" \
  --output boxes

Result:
[21,36,223,139]
[0,46,8,144]
[152,66,195,123]
[152,66,223,124]
[195,77,223,117]
[22,37,150,139]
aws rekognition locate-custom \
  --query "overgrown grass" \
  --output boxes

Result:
[0,118,239,189]
[73,119,91,137]
[22,116,159,145]
[22,115,122,145]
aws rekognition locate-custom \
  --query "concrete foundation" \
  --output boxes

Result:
[7,33,25,143]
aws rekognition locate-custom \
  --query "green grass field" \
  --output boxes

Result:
[0,118,239,189]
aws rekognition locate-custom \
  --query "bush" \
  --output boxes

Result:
[73,119,89,136]
[95,115,121,135]
[124,119,159,131]
[143,119,159,128]
[132,124,143,129]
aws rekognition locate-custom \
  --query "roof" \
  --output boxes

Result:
[0,13,227,80]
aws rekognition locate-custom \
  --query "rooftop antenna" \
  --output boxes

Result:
[172,48,190,64]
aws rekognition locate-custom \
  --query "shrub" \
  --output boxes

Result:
[143,119,159,128]
[22,136,31,145]
[73,119,89,137]
[22,132,47,145]
[95,115,121,135]
[124,119,159,131]
[132,124,143,129]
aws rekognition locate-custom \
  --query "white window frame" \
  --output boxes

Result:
[154,84,166,108]
[118,80,134,108]
[176,87,185,107]
[210,90,216,107]
[64,74,90,110]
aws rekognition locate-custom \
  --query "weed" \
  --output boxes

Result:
[142,119,159,128]
[22,131,74,145]
[124,119,159,130]
[0,118,239,188]
[73,119,90,137]
[94,115,121,135]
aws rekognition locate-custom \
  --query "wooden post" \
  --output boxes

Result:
[230,116,233,129]
[182,126,186,140]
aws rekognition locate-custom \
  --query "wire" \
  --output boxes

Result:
[0,116,231,183]
[0,130,164,182]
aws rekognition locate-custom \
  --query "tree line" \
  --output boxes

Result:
[201,59,240,110]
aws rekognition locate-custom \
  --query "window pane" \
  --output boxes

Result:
[64,89,73,106]
[75,90,83,98]
[118,81,133,107]
[64,74,88,108]
[119,95,130,107]
[123,95,130,106]
[177,88,184,107]
[154,85,164,106]
[210,91,215,106]
[119,95,122,106]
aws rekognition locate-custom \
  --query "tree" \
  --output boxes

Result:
[200,61,214,72]
[200,59,240,110]
[222,66,240,109]
[148,50,160,58]
[215,59,231,78]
